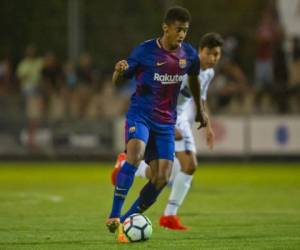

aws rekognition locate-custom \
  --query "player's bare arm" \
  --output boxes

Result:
[188,75,208,128]
[112,60,129,84]
[175,128,183,140]
[203,100,214,150]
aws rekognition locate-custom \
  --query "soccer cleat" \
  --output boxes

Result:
[117,223,129,243]
[106,218,120,233]
[159,215,189,230]
[111,152,127,186]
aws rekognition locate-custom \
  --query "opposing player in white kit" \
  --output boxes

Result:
[112,32,223,230]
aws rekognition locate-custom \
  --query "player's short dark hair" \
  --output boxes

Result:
[199,33,224,49]
[164,6,191,25]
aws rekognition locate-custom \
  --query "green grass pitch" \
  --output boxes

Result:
[0,162,300,250]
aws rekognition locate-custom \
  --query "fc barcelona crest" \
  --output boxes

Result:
[179,59,186,69]
[129,126,136,133]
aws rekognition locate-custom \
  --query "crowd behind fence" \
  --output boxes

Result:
[1,2,300,126]
[1,35,299,128]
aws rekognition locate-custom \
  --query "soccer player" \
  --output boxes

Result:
[112,32,223,230]
[106,6,208,242]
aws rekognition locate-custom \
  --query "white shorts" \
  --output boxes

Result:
[175,101,196,153]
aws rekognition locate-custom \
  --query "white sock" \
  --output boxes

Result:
[164,171,193,216]
[135,160,148,178]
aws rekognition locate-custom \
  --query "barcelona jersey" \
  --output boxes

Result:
[123,39,200,124]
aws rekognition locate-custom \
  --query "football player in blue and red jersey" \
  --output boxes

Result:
[106,6,208,242]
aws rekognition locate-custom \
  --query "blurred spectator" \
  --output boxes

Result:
[272,34,288,113]
[86,77,127,119]
[288,36,300,113]
[271,2,288,113]
[71,52,99,118]
[63,61,78,118]
[115,78,136,110]
[16,45,43,121]
[41,51,65,122]
[254,2,285,113]
[64,61,78,89]
[254,11,274,112]
[0,58,15,96]
[16,45,43,148]
[209,57,251,114]
[0,58,19,124]
[222,35,240,63]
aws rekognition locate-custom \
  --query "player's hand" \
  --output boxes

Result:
[114,60,129,73]
[195,110,208,129]
[175,128,183,140]
[205,126,215,150]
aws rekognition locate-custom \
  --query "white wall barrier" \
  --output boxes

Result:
[192,116,245,156]
[249,116,300,155]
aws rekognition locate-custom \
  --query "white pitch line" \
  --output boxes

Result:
[2,192,64,203]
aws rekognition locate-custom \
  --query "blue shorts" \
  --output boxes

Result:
[125,114,175,162]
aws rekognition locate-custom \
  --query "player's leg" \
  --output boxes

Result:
[135,127,179,182]
[166,150,197,211]
[120,159,172,222]
[111,156,151,185]
[133,155,180,185]
[106,118,149,233]
[160,120,197,230]
[114,155,179,185]
[119,129,174,222]
[106,138,145,234]
[135,160,151,179]
[109,139,146,217]
[160,151,197,230]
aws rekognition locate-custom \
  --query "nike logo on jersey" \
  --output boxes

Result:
[116,187,127,191]
[156,61,167,66]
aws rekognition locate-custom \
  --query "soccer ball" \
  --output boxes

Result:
[123,213,152,242]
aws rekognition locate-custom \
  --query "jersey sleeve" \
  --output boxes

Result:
[187,48,200,76]
[123,44,143,79]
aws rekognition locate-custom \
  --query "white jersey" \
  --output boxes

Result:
[176,68,215,117]
[175,68,215,153]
